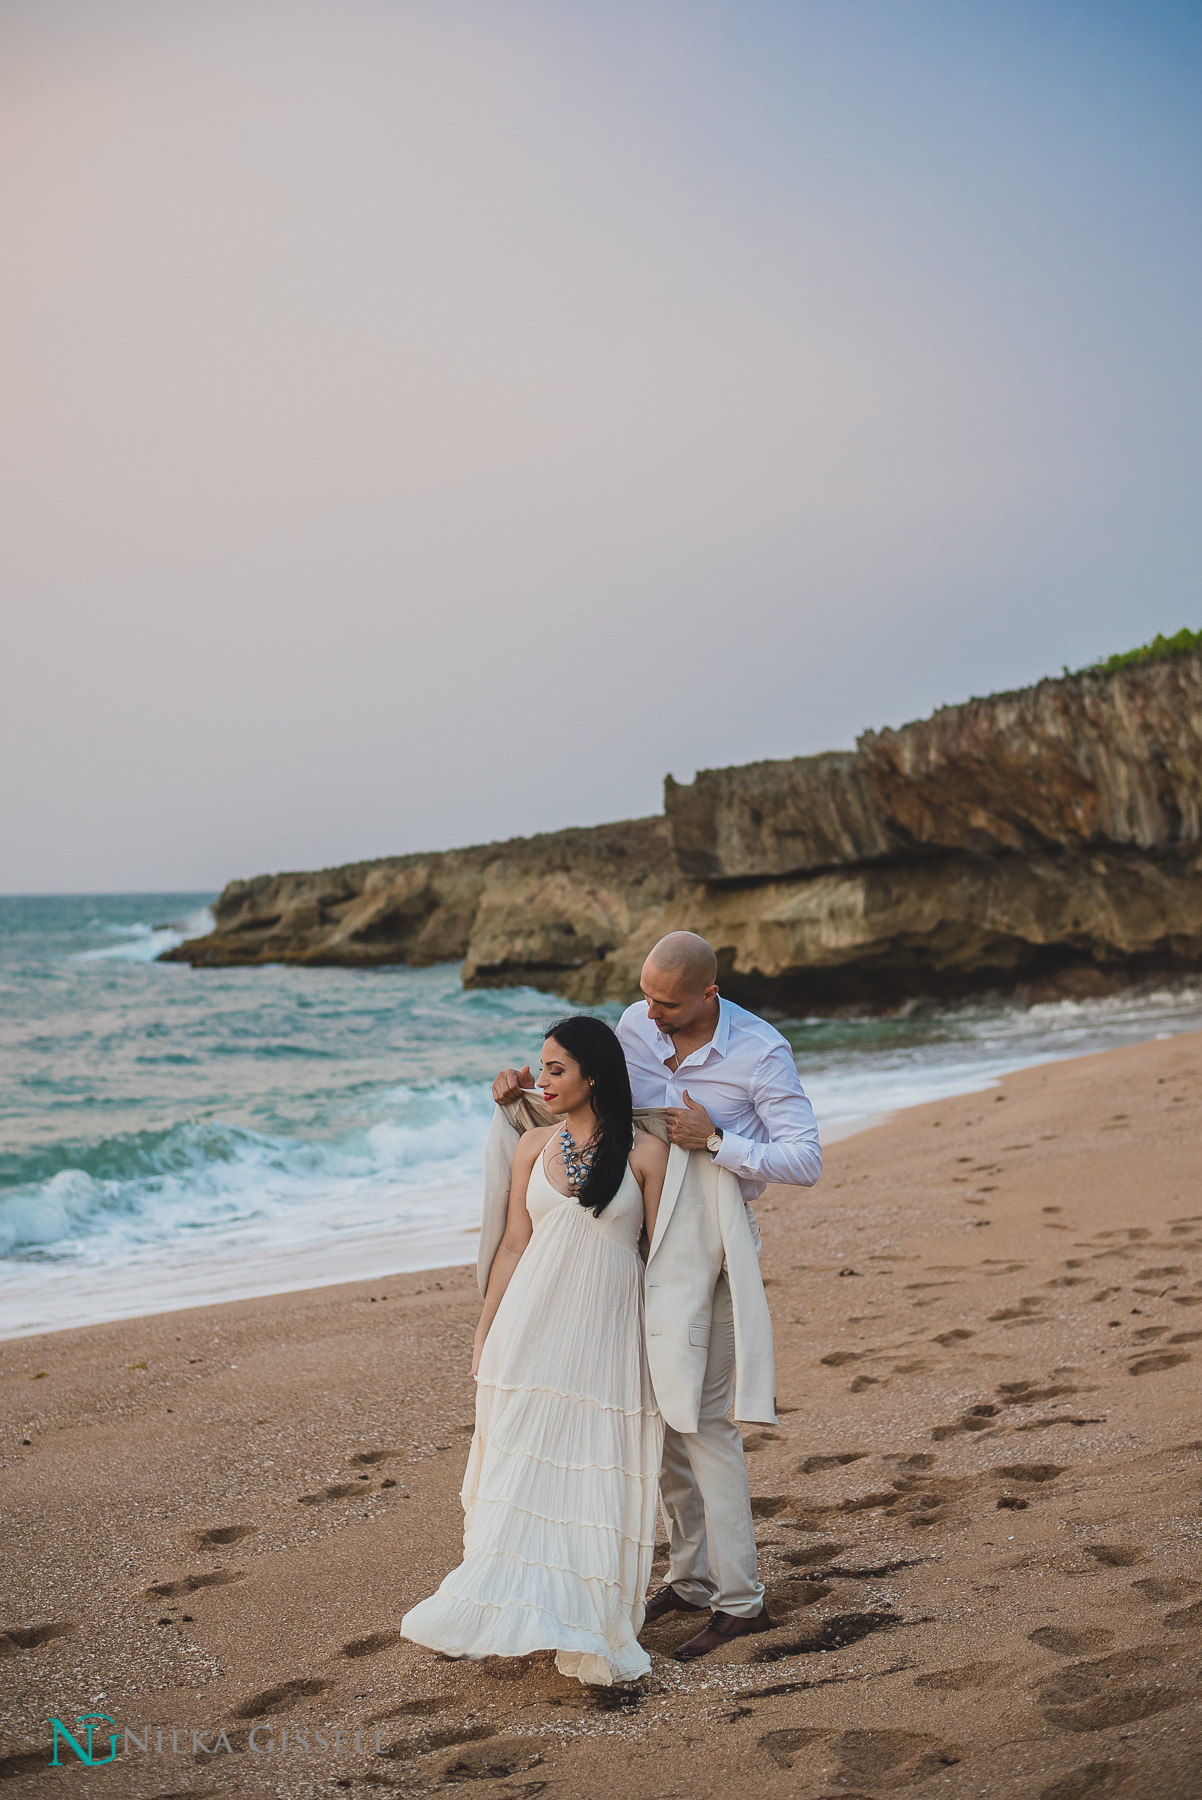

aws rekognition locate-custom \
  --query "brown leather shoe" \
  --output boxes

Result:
[641,1585,708,1626]
[673,1605,773,1661]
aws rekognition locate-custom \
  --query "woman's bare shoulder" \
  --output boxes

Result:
[518,1123,557,1154]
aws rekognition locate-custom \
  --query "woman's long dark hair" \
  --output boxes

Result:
[544,1015,634,1217]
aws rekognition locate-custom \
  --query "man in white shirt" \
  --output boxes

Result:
[492,930,822,1659]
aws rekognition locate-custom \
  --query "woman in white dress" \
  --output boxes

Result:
[400,1015,668,1686]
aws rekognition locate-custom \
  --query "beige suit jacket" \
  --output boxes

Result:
[478,1099,776,1434]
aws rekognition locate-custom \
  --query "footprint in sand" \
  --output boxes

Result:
[436,1738,548,1784]
[800,1453,868,1474]
[1039,1759,1142,1799]
[1127,1351,1191,1375]
[997,1381,1080,1403]
[369,1695,460,1722]
[994,1462,1066,1484]
[1016,1416,1104,1433]
[0,1621,76,1655]
[787,1580,834,1603]
[1163,1601,1202,1630]
[914,1659,1010,1690]
[0,1750,66,1782]
[932,1403,1003,1441]
[191,1524,257,1548]
[1132,1576,1202,1602]
[232,1677,330,1719]
[1036,1645,1193,1731]
[349,1449,398,1465]
[145,1570,246,1599]
[759,1727,962,1786]
[835,1729,964,1789]
[1029,1626,1115,1655]
[378,1722,500,1761]
[780,1541,855,1568]
[740,1431,778,1452]
[796,1554,925,1579]
[753,1611,907,1661]
[298,1483,365,1505]
[342,1631,401,1658]
[990,1298,1048,1324]
[1084,1545,1147,1568]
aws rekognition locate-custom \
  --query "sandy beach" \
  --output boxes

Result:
[4,1031,1202,1798]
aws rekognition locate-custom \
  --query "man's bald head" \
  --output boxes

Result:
[644,931,718,991]
[640,933,720,1039]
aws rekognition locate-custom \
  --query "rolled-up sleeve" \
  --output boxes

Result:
[710,1043,823,1189]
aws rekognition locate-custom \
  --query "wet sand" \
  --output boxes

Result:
[3,1031,1202,1798]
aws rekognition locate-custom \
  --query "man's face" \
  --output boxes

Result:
[640,959,718,1038]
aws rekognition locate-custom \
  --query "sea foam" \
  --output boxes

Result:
[3,891,1202,1337]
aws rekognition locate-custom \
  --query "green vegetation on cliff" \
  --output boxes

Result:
[1082,626,1201,676]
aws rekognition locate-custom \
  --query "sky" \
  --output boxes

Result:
[2,0,1199,894]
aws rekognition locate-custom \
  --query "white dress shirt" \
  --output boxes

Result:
[616,997,822,1202]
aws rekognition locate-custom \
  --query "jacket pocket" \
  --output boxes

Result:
[688,1324,710,1347]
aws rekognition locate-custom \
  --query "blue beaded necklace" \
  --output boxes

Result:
[559,1122,598,1192]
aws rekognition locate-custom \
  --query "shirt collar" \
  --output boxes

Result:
[711,997,732,1057]
[651,997,730,1065]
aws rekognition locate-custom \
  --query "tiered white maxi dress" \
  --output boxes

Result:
[400,1147,664,1685]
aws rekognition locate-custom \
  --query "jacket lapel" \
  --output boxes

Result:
[647,1143,690,1263]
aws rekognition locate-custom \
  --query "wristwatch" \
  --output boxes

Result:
[706,1129,724,1156]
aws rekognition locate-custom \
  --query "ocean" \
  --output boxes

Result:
[3,891,1202,1341]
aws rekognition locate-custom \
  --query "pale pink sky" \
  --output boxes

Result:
[3,1,1199,891]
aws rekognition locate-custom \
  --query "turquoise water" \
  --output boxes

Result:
[4,892,1202,1337]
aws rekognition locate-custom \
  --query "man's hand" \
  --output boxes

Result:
[665,1089,717,1151]
[492,1065,533,1105]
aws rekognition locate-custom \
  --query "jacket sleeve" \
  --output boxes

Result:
[717,1168,778,1424]
[710,1041,823,1189]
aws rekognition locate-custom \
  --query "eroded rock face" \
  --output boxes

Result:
[667,658,1202,878]
[519,844,1202,1009]
[164,659,1202,1008]
[161,820,681,980]
[665,752,903,882]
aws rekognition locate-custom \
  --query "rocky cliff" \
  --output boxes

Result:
[665,655,1202,878]
[162,818,684,986]
[164,655,1202,1009]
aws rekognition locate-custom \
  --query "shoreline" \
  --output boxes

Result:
[3,1030,1202,1798]
[0,1109,895,1344]
[7,932,1202,1345]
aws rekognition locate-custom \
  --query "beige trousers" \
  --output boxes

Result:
[658,1275,764,1618]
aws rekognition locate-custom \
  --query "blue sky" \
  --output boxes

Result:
[2,1,1199,890]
